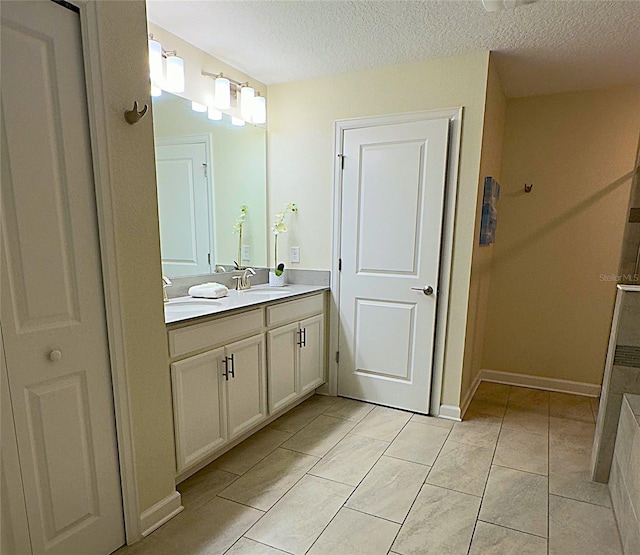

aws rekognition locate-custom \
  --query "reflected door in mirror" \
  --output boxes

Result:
[156,137,213,276]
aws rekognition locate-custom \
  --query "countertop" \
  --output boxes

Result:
[164,284,329,325]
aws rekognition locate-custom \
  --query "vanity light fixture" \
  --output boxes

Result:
[208,106,223,121]
[253,93,266,125]
[240,85,255,120]
[148,36,163,89]
[231,116,245,127]
[147,34,185,95]
[165,53,185,93]
[214,75,231,109]
[191,101,207,112]
[202,70,266,124]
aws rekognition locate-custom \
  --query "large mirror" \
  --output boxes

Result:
[152,92,267,277]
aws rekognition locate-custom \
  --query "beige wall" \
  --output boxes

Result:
[267,52,491,407]
[482,85,640,385]
[96,2,176,516]
[460,56,506,406]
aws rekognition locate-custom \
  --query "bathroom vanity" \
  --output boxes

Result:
[164,285,328,480]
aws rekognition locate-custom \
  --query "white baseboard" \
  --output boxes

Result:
[438,404,462,421]
[460,375,482,419]
[478,369,601,397]
[140,490,183,537]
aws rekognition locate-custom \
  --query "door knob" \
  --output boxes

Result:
[49,349,63,362]
[411,286,434,296]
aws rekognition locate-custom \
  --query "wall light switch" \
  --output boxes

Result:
[290,246,300,263]
[241,245,250,261]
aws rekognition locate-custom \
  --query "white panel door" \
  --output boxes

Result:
[267,323,299,413]
[1,2,125,554]
[225,334,267,439]
[156,139,211,277]
[171,349,227,473]
[338,118,449,413]
[1,336,32,555]
[299,314,325,395]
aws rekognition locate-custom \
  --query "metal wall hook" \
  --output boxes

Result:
[524,183,534,193]
[124,101,148,125]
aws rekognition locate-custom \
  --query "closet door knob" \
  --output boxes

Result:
[49,349,62,362]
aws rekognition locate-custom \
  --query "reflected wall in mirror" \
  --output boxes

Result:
[152,92,267,277]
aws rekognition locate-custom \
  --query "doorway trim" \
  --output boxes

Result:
[76,0,141,543]
[329,108,463,416]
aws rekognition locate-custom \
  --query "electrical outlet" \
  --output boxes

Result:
[241,245,250,261]
[290,246,300,263]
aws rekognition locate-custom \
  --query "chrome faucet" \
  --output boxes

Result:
[162,275,172,302]
[215,265,227,273]
[232,268,256,290]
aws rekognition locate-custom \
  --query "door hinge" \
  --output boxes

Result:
[338,258,342,272]
[208,253,211,265]
[335,351,340,363]
[202,162,208,177]
[337,154,345,170]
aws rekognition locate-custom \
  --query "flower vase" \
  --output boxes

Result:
[269,270,285,287]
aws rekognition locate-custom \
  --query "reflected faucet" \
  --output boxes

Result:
[232,268,256,290]
[162,275,172,302]
[215,265,227,273]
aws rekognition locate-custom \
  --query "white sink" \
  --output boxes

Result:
[239,288,292,298]
[164,299,222,314]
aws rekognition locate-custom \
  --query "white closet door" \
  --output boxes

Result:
[1,335,32,555]
[1,2,125,554]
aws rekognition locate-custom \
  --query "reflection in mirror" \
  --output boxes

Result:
[152,92,267,277]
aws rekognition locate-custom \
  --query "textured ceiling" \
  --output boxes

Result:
[146,0,640,98]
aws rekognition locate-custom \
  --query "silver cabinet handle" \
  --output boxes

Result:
[411,286,434,296]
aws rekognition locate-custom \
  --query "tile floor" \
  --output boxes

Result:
[117,384,624,555]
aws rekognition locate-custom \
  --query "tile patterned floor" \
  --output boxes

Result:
[117,385,623,555]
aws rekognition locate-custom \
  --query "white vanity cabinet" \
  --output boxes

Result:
[167,288,326,477]
[168,309,267,473]
[171,348,226,473]
[266,295,325,413]
[224,334,267,439]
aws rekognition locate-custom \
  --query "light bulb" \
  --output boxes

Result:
[208,106,222,120]
[191,101,207,112]
[240,86,255,120]
[253,94,266,125]
[214,76,231,109]
[231,116,245,127]
[148,38,163,86]
[165,55,185,93]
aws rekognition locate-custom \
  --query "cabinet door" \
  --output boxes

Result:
[267,322,299,413]
[171,348,226,473]
[225,334,267,439]
[299,314,325,395]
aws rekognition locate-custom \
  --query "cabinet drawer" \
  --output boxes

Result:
[266,293,324,328]
[169,309,263,358]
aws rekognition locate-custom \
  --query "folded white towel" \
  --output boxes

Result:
[188,282,229,299]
